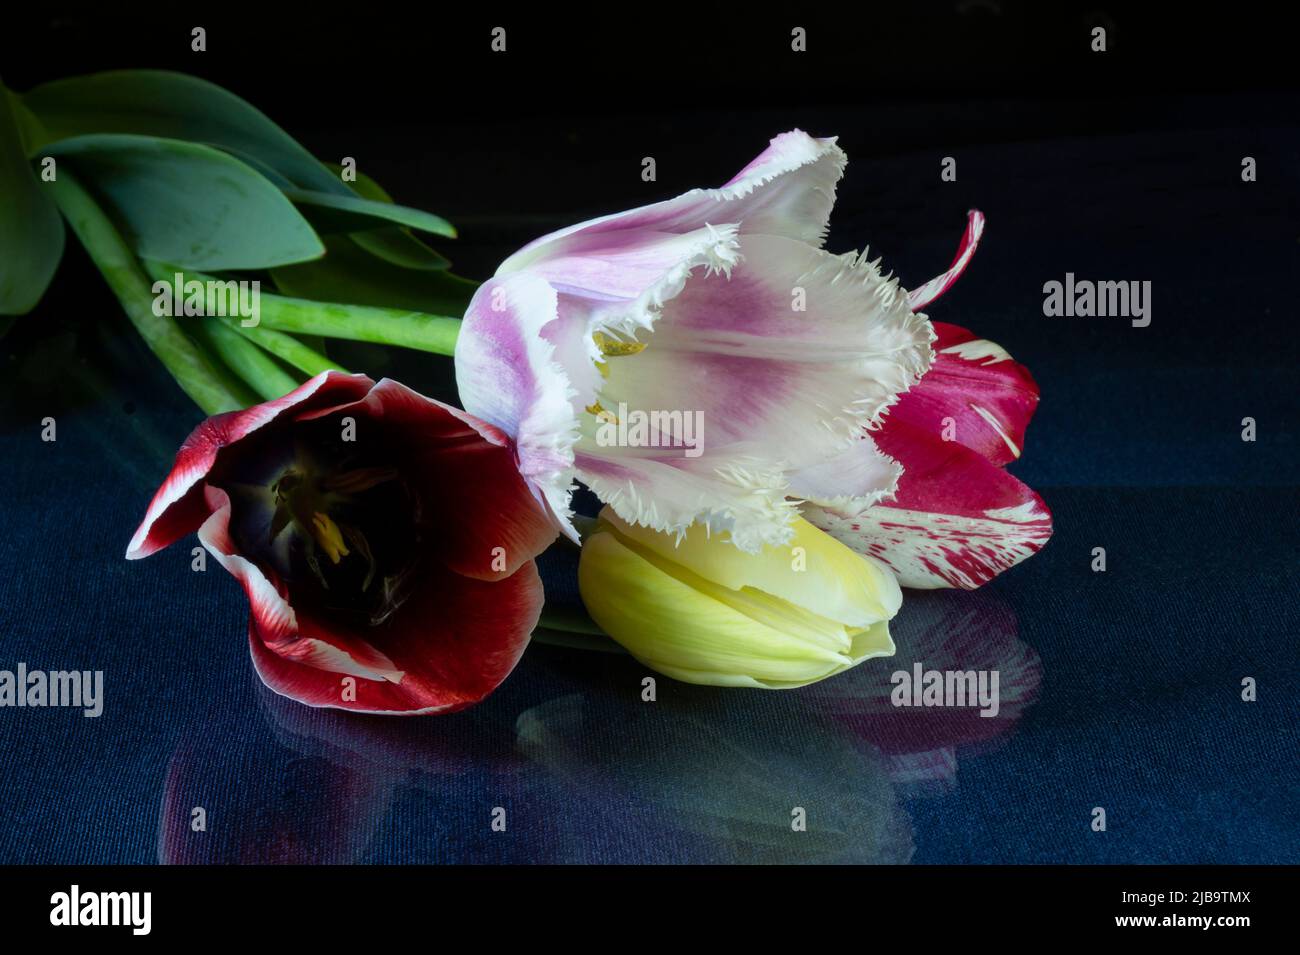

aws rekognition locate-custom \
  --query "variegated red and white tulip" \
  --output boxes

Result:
[455,130,931,553]
[804,214,1054,589]
[127,371,557,714]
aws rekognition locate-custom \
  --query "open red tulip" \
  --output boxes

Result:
[127,371,557,714]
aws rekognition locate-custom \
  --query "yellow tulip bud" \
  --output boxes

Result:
[578,508,901,688]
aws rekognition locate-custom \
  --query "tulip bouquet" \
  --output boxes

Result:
[3,70,1052,714]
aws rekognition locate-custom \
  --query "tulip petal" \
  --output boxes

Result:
[579,522,894,689]
[502,223,743,340]
[515,223,744,419]
[575,446,797,554]
[597,508,901,628]
[198,455,546,714]
[501,130,846,272]
[788,435,902,517]
[247,557,543,715]
[126,370,373,559]
[577,234,931,548]
[886,322,1040,467]
[382,558,543,711]
[906,209,985,311]
[805,420,1053,590]
[197,486,406,683]
[714,129,846,244]
[600,235,932,450]
[454,272,581,541]
[294,378,557,581]
[639,622,894,691]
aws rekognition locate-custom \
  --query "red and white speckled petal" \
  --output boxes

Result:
[906,210,985,311]
[888,321,1041,467]
[804,420,1052,589]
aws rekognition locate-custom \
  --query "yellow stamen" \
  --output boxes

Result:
[593,330,647,358]
[311,511,351,565]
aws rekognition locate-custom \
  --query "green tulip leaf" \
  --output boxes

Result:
[0,86,65,315]
[23,72,459,272]
[314,164,457,270]
[350,171,394,203]
[351,228,451,271]
[271,235,477,313]
[286,187,455,238]
[21,69,346,195]
[43,133,324,270]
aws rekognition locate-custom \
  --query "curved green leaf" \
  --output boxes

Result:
[44,133,324,270]
[314,167,456,270]
[352,228,450,271]
[1,87,64,314]
[272,235,477,314]
[23,71,457,273]
[285,186,456,238]
[21,70,347,194]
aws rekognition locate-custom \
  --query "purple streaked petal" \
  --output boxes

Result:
[454,273,580,541]
[501,130,846,274]
[596,234,933,471]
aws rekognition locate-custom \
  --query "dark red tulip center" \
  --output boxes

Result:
[212,426,427,629]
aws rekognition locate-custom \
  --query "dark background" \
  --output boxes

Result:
[0,5,1297,863]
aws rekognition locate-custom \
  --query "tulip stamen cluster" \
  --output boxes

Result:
[226,438,421,628]
[585,331,650,421]
[591,329,648,360]
[308,511,351,566]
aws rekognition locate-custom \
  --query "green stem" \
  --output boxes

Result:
[530,624,623,654]
[47,172,247,415]
[536,606,607,636]
[196,318,302,401]
[257,294,462,355]
[218,317,347,377]
[147,262,461,356]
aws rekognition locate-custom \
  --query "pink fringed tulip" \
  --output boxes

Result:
[127,371,557,714]
[455,131,930,553]
[455,130,1051,585]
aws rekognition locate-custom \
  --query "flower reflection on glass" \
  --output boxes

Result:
[522,692,918,864]
[157,587,1039,863]
[805,590,1042,793]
